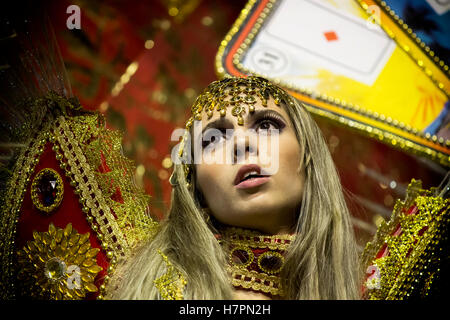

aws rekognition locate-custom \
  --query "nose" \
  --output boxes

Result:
[233,129,258,163]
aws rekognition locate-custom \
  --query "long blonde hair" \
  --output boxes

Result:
[107,80,362,300]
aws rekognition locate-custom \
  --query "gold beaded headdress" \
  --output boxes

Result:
[171,76,296,186]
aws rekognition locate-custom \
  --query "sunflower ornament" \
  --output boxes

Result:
[16,223,103,300]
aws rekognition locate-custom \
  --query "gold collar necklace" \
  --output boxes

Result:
[217,227,296,298]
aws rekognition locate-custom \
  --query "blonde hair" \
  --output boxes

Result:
[107,80,362,300]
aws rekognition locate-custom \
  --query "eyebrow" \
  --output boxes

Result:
[201,117,233,135]
[201,108,286,135]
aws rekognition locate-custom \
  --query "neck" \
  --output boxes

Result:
[255,225,295,236]
[239,208,298,236]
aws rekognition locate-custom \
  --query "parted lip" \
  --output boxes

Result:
[234,164,268,185]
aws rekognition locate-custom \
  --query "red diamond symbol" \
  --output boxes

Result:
[324,31,338,42]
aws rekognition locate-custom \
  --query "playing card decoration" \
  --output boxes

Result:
[216,0,450,167]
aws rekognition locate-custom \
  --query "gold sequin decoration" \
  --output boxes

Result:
[153,250,187,300]
[362,179,450,299]
[186,76,293,132]
[16,223,103,300]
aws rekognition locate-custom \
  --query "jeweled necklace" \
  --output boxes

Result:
[218,226,296,298]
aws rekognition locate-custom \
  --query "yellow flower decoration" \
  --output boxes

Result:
[17,223,103,300]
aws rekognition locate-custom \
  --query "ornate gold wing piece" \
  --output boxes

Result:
[362,179,450,299]
[0,93,159,299]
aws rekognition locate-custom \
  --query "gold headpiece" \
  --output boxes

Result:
[171,76,295,186]
[185,76,294,130]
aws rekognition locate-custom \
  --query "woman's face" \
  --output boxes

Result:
[194,97,305,234]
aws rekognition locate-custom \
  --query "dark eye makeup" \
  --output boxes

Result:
[253,110,286,132]
[201,109,287,148]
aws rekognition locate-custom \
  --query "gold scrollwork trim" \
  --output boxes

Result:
[222,226,295,251]
[52,115,129,258]
[228,266,282,296]
[50,113,158,298]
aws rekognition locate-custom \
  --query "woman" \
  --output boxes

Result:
[107,76,361,300]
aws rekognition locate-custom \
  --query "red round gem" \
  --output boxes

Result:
[231,249,251,266]
[259,252,283,273]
